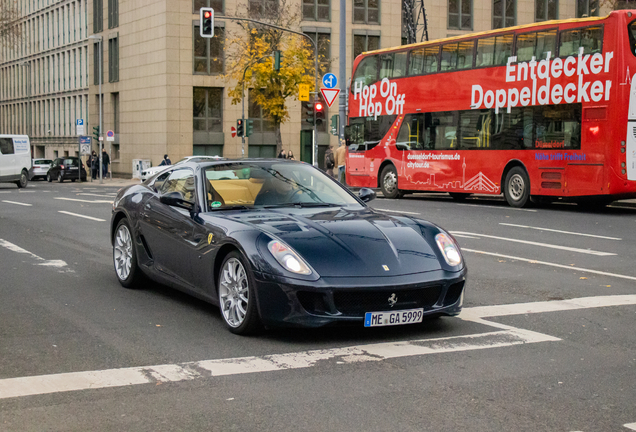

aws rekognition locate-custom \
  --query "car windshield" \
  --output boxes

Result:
[203,162,359,209]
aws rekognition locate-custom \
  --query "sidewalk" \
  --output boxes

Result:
[82,176,142,187]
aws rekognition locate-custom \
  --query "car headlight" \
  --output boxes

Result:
[435,232,462,266]
[268,240,312,275]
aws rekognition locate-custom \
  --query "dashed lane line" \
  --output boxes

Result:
[499,223,622,240]
[374,208,421,215]
[54,197,113,203]
[2,200,32,206]
[457,203,538,212]
[624,422,636,430]
[462,248,636,281]
[452,231,615,256]
[58,211,106,222]
[0,239,68,269]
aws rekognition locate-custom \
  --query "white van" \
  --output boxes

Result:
[0,135,32,188]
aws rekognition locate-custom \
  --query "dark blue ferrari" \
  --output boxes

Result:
[110,159,466,335]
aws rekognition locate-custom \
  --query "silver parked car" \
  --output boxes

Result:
[140,155,224,181]
[29,158,53,180]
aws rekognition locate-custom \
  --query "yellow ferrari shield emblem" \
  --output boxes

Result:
[208,233,214,244]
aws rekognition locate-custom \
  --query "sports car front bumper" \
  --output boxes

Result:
[252,268,467,328]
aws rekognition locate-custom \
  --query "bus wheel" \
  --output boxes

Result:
[380,165,403,199]
[449,192,471,200]
[504,167,530,208]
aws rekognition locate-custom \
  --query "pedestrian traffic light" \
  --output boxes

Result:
[305,102,315,125]
[315,101,325,126]
[246,120,254,137]
[200,7,214,38]
[236,119,244,137]
[273,50,283,71]
[330,114,339,136]
[92,126,100,142]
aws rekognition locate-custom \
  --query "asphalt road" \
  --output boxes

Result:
[1,180,635,431]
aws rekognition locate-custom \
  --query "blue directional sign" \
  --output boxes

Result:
[322,73,337,89]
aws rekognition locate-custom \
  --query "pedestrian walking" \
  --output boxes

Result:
[335,140,346,184]
[324,145,335,178]
[159,154,172,166]
[277,149,287,159]
[102,150,110,178]
[90,151,98,180]
[287,150,295,160]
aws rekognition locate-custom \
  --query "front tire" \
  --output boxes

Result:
[218,251,261,335]
[16,170,28,188]
[504,167,530,208]
[380,165,403,199]
[113,219,144,288]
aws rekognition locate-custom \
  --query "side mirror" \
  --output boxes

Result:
[160,191,194,210]
[359,187,376,203]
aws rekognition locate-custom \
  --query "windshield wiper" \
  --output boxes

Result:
[210,204,250,210]
[262,202,342,208]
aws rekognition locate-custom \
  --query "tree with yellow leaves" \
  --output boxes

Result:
[224,0,329,154]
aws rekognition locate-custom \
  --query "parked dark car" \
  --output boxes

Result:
[47,157,87,182]
[110,159,466,335]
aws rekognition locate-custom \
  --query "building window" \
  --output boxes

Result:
[247,89,277,158]
[576,0,598,17]
[108,37,119,82]
[448,0,472,30]
[194,25,224,75]
[108,0,118,28]
[111,92,120,160]
[193,87,223,133]
[493,0,515,29]
[93,42,103,85]
[353,0,379,24]
[193,0,223,13]
[303,0,330,21]
[353,34,380,59]
[249,0,278,17]
[535,0,557,21]
[93,0,103,33]
[304,31,331,74]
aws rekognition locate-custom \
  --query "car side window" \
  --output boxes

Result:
[158,168,196,203]
[0,138,14,155]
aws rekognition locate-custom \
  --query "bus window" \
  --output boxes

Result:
[380,51,408,79]
[352,55,379,90]
[628,20,636,57]
[476,37,495,67]
[533,104,581,149]
[396,114,426,150]
[346,115,397,151]
[441,44,458,71]
[430,112,458,149]
[560,26,602,57]
[494,34,514,65]
[457,40,475,69]
[459,110,489,149]
[408,46,439,75]
[516,29,556,62]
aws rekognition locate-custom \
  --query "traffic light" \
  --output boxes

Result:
[92,126,100,142]
[330,114,339,136]
[200,7,214,38]
[315,100,325,126]
[246,120,254,137]
[304,102,315,125]
[273,50,283,71]
[236,119,244,137]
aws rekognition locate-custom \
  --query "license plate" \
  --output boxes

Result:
[69,166,78,170]
[364,308,424,327]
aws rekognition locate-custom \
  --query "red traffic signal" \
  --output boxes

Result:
[204,11,212,18]
[200,7,214,38]
[315,102,324,111]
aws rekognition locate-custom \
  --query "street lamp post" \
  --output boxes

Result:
[88,35,103,184]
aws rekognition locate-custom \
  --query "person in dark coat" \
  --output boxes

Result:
[277,149,287,159]
[90,151,98,179]
[102,150,110,178]
[159,154,172,166]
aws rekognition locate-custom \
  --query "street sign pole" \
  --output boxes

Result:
[78,137,81,183]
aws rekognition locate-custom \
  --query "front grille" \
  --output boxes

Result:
[333,286,442,316]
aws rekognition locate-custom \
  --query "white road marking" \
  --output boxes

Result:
[374,208,421,215]
[451,234,481,239]
[17,190,35,193]
[457,203,538,212]
[452,231,615,256]
[77,192,117,197]
[2,200,32,206]
[58,211,106,222]
[499,223,622,240]
[462,248,636,281]
[462,294,636,319]
[0,191,12,194]
[54,197,113,203]
[609,205,636,210]
[0,239,68,268]
[0,328,558,400]
[624,422,636,430]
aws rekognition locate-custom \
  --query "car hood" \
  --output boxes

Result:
[223,206,443,277]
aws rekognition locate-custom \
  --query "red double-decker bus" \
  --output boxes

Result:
[345,11,636,207]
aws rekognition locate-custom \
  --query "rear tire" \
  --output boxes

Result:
[16,170,28,188]
[47,173,52,182]
[218,251,262,335]
[380,165,403,199]
[503,167,530,208]
[113,219,144,288]
[58,173,64,183]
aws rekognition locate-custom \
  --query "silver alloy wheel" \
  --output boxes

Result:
[383,171,397,194]
[19,172,27,187]
[508,173,525,201]
[114,224,133,281]
[219,257,249,328]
